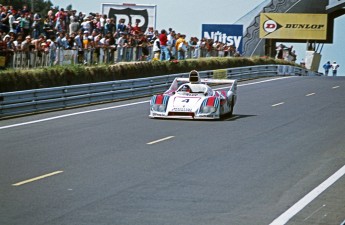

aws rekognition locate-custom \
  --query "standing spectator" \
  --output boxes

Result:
[81,17,91,33]
[189,37,198,58]
[104,18,111,35]
[323,61,332,76]
[21,5,30,14]
[69,18,79,35]
[46,38,56,66]
[126,21,133,35]
[175,34,188,60]
[55,18,64,33]
[116,32,127,62]
[138,34,149,61]
[55,8,67,31]
[1,10,10,33]
[116,18,126,35]
[82,30,90,64]
[159,29,170,61]
[55,32,66,65]
[43,15,54,38]
[20,13,31,37]
[99,14,106,34]
[167,30,175,57]
[132,19,142,35]
[32,11,41,39]
[145,26,154,42]
[217,42,225,57]
[74,30,83,63]
[331,61,340,76]
[152,33,160,60]
[8,10,15,33]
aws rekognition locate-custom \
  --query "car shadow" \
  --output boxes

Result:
[150,114,256,122]
[220,114,257,121]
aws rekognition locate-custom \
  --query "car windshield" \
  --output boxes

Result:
[177,84,207,93]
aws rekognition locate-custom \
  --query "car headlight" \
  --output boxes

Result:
[201,106,217,114]
[152,104,166,112]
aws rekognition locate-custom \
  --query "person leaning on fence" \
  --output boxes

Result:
[323,61,332,76]
[21,35,31,65]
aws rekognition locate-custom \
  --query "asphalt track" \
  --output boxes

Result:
[1,76,345,225]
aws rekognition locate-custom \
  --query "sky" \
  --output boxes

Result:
[50,0,344,76]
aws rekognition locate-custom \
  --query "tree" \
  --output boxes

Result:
[0,0,55,17]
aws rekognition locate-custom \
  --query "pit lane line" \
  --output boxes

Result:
[0,76,294,131]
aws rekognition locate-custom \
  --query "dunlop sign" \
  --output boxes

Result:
[260,13,328,40]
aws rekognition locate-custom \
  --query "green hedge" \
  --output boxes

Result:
[0,57,296,93]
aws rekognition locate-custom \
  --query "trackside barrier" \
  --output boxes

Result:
[0,65,319,118]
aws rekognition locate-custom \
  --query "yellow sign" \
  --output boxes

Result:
[260,13,327,40]
[213,69,227,79]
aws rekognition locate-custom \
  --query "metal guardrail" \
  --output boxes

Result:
[0,64,319,118]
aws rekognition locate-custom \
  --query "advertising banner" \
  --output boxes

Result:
[202,24,243,54]
[260,13,328,40]
[101,3,157,34]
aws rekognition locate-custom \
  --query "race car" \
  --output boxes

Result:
[149,70,237,119]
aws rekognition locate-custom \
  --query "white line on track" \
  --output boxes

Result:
[147,136,175,145]
[306,93,316,97]
[12,171,64,186]
[269,164,345,225]
[272,102,285,107]
[332,86,340,89]
[0,101,148,130]
[0,76,294,130]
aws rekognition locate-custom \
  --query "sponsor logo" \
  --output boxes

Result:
[263,20,278,33]
[203,31,242,47]
[152,113,165,116]
[198,115,215,118]
[260,13,327,40]
[172,108,193,112]
[108,8,149,33]
[285,24,325,29]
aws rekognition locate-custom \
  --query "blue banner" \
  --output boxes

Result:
[202,24,243,54]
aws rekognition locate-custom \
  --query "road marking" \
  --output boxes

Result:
[303,204,326,221]
[332,86,340,89]
[272,102,285,107]
[306,93,315,97]
[237,76,294,87]
[0,77,294,131]
[12,171,64,186]
[269,164,345,225]
[147,136,174,145]
[0,101,148,130]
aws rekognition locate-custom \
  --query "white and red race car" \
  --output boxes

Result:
[149,70,237,120]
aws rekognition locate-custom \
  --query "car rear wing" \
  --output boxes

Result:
[201,79,237,93]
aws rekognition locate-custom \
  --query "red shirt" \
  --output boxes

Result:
[159,33,168,46]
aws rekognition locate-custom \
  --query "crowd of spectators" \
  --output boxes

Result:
[0,4,241,68]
